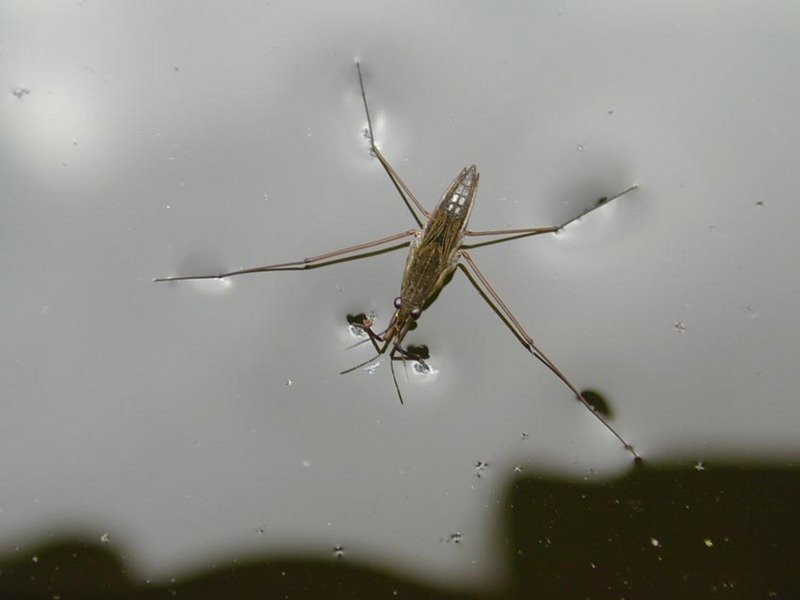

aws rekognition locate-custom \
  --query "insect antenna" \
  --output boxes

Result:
[389,356,404,405]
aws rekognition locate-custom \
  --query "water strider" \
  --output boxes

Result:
[156,63,640,460]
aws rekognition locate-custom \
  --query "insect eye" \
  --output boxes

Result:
[394,297,403,309]
[410,307,422,320]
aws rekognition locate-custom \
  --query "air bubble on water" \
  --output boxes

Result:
[333,545,345,558]
[413,360,434,375]
[474,460,489,478]
[349,324,367,338]
[286,379,292,387]
[576,143,585,152]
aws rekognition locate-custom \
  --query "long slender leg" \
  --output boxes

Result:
[464,184,638,239]
[154,229,417,282]
[356,62,430,227]
[459,250,640,460]
[465,226,559,238]
[556,184,638,230]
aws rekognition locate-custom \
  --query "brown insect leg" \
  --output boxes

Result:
[154,230,417,282]
[356,62,430,227]
[459,250,640,460]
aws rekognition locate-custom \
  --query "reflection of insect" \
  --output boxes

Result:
[156,63,640,459]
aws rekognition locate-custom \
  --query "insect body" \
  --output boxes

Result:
[381,165,478,353]
[156,63,640,460]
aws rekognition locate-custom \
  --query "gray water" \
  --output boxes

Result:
[2,2,799,597]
